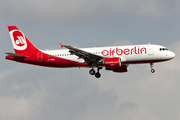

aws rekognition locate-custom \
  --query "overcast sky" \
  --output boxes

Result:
[0,0,180,120]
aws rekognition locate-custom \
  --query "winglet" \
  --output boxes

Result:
[60,43,65,48]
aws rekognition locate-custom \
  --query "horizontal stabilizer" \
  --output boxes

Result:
[5,52,28,58]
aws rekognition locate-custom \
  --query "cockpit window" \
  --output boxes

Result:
[159,48,168,51]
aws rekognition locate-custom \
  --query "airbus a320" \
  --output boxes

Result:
[5,26,175,78]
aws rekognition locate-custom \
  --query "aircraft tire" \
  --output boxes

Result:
[95,72,101,78]
[89,69,95,75]
[151,69,155,73]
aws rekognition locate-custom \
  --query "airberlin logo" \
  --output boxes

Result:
[102,46,147,56]
[9,30,27,50]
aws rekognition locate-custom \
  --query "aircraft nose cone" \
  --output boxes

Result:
[170,51,175,59]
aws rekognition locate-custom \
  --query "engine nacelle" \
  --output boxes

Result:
[103,57,121,68]
[112,65,128,73]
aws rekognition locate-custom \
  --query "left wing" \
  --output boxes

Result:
[60,43,103,64]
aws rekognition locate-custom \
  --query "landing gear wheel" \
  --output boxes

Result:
[151,69,155,73]
[150,63,155,73]
[95,72,101,78]
[89,69,95,75]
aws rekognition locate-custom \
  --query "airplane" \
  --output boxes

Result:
[5,26,175,78]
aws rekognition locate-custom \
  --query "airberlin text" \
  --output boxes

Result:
[102,46,147,56]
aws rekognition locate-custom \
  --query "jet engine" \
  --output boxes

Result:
[103,57,121,68]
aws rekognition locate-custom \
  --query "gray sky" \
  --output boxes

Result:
[0,0,180,120]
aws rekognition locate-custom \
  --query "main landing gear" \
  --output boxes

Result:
[150,63,155,73]
[89,67,102,78]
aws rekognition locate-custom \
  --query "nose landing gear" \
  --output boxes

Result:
[150,63,155,73]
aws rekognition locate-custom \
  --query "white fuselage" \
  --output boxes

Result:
[42,44,175,65]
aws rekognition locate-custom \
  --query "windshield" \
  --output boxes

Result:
[159,48,168,51]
